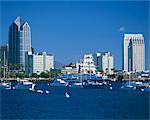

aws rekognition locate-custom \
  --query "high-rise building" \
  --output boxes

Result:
[123,34,145,72]
[8,16,31,71]
[0,44,9,67]
[25,52,54,76]
[93,52,114,75]
[0,45,9,77]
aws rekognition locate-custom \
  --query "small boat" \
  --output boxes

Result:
[23,81,33,85]
[29,84,36,91]
[141,88,144,92]
[45,90,50,94]
[120,85,135,91]
[67,80,83,88]
[50,79,67,87]
[134,82,145,91]
[110,86,113,90]
[82,79,104,89]
[65,92,70,98]
[0,82,11,89]
[57,79,66,84]
[5,86,12,90]
[12,87,15,89]
[15,81,33,90]
[37,90,43,93]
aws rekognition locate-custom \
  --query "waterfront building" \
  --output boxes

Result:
[8,16,31,71]
[61,64,78,74]
[77,54,96,74]
[123,34,145,72]
[93,52,114,75]
[25,52,54,76]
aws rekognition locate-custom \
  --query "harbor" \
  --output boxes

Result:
[1,66,150,120]
[1,79,149,119]
[1,1,149,120]
[1,73,150,92]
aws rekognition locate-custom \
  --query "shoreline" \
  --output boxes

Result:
[0,78,55,82]
[1,77,150,82]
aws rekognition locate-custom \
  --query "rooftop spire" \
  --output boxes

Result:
[14,16,25,27]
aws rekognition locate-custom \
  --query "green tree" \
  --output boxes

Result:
[49,68,62,78]
[40,72,49,78]
[31,73,39,78]
[17,72,25,78]
[0,67,4,78]
[10,72,17,78]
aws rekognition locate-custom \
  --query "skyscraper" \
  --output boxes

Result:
[8,16,31,71]
[0,44,9,67]
[123,34,145,72]
[0,45,9,77]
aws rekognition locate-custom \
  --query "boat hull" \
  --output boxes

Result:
[83,84,104,89]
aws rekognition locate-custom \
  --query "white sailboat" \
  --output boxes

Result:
[29,83,36,91]
[65,92,70,98]
[37,89,44,93]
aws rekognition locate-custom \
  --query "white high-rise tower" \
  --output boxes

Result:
[123,34,145,72]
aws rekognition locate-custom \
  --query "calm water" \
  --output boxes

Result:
[1,81,149,119]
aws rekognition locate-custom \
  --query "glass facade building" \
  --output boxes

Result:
[8,16,31,71]
[0,45,9,67]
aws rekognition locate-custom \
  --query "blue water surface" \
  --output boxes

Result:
[1,81,149,119]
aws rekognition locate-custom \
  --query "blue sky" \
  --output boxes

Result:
[1,1,149,70]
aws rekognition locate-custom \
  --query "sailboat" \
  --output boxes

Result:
[29,83,36,91]
[36,89,44,93]
[65,92,70,98]
[120,72,136,91]
[120,58,136,91]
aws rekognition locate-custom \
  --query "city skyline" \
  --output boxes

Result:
[1,1,149,70]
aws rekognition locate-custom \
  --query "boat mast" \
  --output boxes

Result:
[129,58,131,86]
[79,59,83,85]
[3,51,6,79]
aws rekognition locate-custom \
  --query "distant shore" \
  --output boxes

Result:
[1,77,150,82]
[0,78,55,82]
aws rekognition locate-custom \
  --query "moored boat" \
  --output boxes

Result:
[50,79,67,87]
